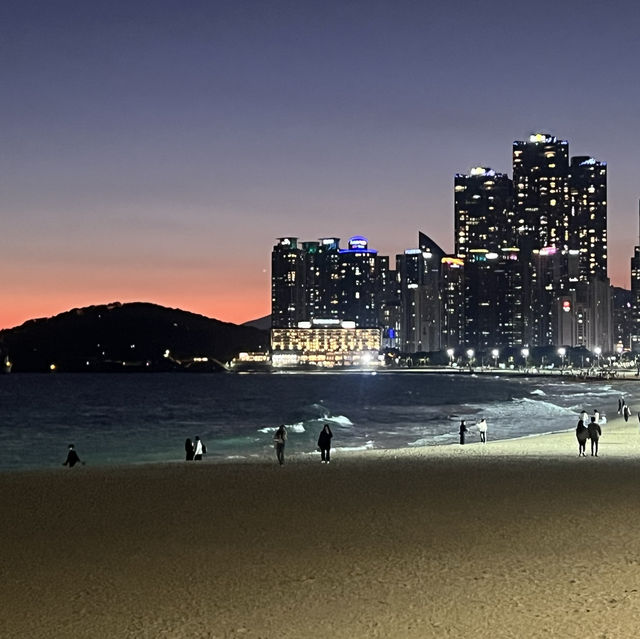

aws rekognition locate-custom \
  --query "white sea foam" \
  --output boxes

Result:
[530,389,546,396]
[333,441,375,452]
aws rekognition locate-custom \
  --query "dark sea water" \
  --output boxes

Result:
[0,371,633,471]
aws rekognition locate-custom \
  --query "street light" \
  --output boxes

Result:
[558,347,566,369]
[447,348,454,367]
[593,346,601,369]
[491,348,499,368]
[466,349,475,368]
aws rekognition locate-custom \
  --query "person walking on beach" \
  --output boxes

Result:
[587,416,602,457]
[593,408,601,424]
[185,438,194,461]
[623,403,631,423]
[618,397,624,415]
[459,420,469,445]
[477,418,488,443]
[193,436,206,461]
[576,419,588,457]
[273,425,287,465]
[317,424,333,463]
[579,409,588,425]
[62,444,84,467]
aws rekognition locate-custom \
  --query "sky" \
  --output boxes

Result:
[2,0,640,329]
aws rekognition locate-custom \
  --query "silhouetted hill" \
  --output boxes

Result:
[243,315,271,331]
[0,302,269,372]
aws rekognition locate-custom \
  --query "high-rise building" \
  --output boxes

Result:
[513,133,571,250]
[569,156,608,281]
[454,167,514,258]
[337,236,386,328]
[271,237,306,328]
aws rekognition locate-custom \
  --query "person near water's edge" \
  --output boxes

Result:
[587,417,601,456]
[317,424,333,463]
[477,418,488,443]
[185,438,194,461]
[62,444,84,467]
[459,420,469,445]
[194,436,206,460]
[623,403,631,422]
[273,425,287,465]
[576,419,588,457]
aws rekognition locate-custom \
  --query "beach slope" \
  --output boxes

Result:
[3,415,640,638]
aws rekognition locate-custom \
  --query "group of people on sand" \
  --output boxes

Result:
[575,410,602,457]
[184,436,206,461]
[272,423,333,466]
[459,418,488,445]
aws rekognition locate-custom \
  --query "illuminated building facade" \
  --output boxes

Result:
[271,237,306,328]
[270,236,388,367]
[441,256,465,348]
[271,323,382,368]
[513,133,571,250]
[396,235,445,353]
[569,156,608,281]
[454,167,514,257]
[450,133,612,351]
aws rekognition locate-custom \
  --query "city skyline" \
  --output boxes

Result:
[3,1,640,330]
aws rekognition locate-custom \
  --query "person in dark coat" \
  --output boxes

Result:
[185,438,194,461]
[587,416,602,457]
[62,444,84,467]
[459,420,469,445]
[317,424,333,463]
[623,403,631,422]
[576,419,588,457]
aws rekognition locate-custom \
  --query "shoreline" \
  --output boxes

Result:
[0,414,629,477]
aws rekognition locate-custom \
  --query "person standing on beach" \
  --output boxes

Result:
[273,425,287,465]
[623,403,631,422]
[593,409,601,424]
[185,438,194,461]
[317,424,333,463]
[62,444,84,467]
[459,420,469,445]
[193,436,206,461]
[579,409,588,425]
[477,418,488,443]
[576,419,588,457]
[587,417,601,457]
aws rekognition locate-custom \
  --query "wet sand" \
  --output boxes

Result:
[3,413,640,638]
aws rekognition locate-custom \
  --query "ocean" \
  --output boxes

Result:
[0,371,634,471]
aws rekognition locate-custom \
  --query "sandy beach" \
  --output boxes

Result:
[3,412,640,638]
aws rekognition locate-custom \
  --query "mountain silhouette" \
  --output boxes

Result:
[0,302,269,372]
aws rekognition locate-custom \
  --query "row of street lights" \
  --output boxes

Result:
[446,346,604,369]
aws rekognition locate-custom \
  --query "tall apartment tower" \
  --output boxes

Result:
[396,233,446,353]
[513,133,570,250]
[337,236,386,328]
[569,156,608,281]
[271,237,306,328]
[454,167,514,258]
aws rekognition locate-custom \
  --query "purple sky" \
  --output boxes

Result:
[2,0,639,327]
